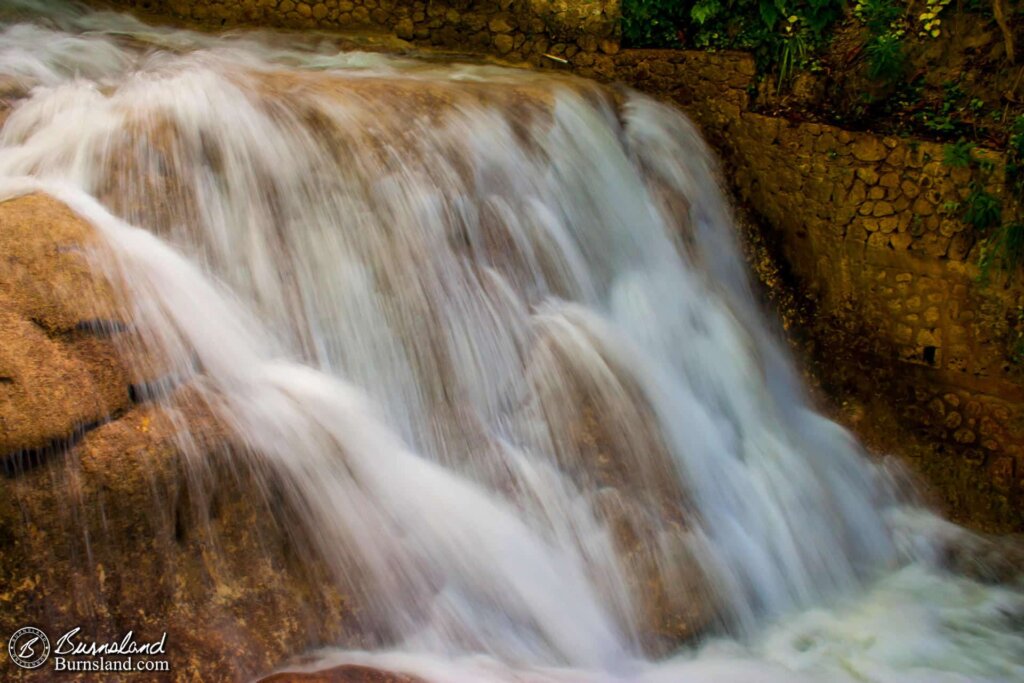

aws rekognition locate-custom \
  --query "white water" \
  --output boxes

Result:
[0,1,1021,681]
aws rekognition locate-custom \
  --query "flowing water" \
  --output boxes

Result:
[0,1,1022,681]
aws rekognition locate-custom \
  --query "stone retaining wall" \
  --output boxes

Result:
[108,0,620,68]
[727,113,1022,528]
[620,49,1023,529]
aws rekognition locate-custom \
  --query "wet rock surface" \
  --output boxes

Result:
[0,194,128,463]
[0,185,717,677]
[0,194,349,680]
[262,664,424,683]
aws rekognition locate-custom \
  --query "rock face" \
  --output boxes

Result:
[0,190,715,678]
[0,194,349,680]
[0,194,129,463]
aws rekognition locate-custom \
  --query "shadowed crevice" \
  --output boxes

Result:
[0,417,111,478]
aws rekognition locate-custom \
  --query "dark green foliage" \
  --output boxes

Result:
[621,0,845,76]
[915,82,972,137]
[1011,116,1024,152]
[1006,115,1024,190]
[999,222,1024,272]
[621,0,687,47]
[856,0,903,34]
[684,0,844,35]
[979,222,1024,283]
[963,184,1003,232]
[940,118,1024,293]
[943,139,975,168]
[864,33,906,83]
[853,0,906,85]
[979,117,1024,285]
[777,33,808,91]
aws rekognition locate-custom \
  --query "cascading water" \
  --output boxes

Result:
[0,1,1021,681]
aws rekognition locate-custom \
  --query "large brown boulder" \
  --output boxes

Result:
[0,194,349,680]
[0,194,129,461]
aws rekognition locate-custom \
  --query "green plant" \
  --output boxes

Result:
[979,223,1024,283]
[914,81,973,137]
[854,0,903,34]
[621,0,845,75]
[918,0,953,37]
[963,184,1003,231]
[1006,115,1024,190]
[865,32,906,82]
[943,139,975,168]
[979,118,1024,284]
[998,222,1024,272]
[917,112,958,135]
[1010,115,1024,155]
[854,0,906,86]
[777,30,808,91]
[690,0,722,24]
[621,0,687,47]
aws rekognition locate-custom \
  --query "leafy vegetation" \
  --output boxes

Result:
[917,0,953,37]
[854,0,903,34]
[620,0,687,48]
[854,0,906,85]
[936,115,1024,288]
[915,82,969,137]
[936,114,1023,364]
[942,139,975,168]
[864,32,906,82]
[963,183,1003,232]
[776,29,808,91]
[979,115,1024,280]
[1006,114,1024,193]
[621,0,845,77]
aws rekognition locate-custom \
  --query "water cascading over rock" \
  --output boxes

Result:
[0,2,1021,682]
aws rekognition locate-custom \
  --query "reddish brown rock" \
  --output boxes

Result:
[0,194,350,680]
[262,664,424,683]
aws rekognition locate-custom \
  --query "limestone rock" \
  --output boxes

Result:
[0,194,132,458]
[0,194,349,679]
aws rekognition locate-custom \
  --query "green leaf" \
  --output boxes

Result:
[691,0,722,25]
[759,0,780,29]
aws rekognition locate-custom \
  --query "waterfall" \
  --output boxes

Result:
[1,2,1021,681]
